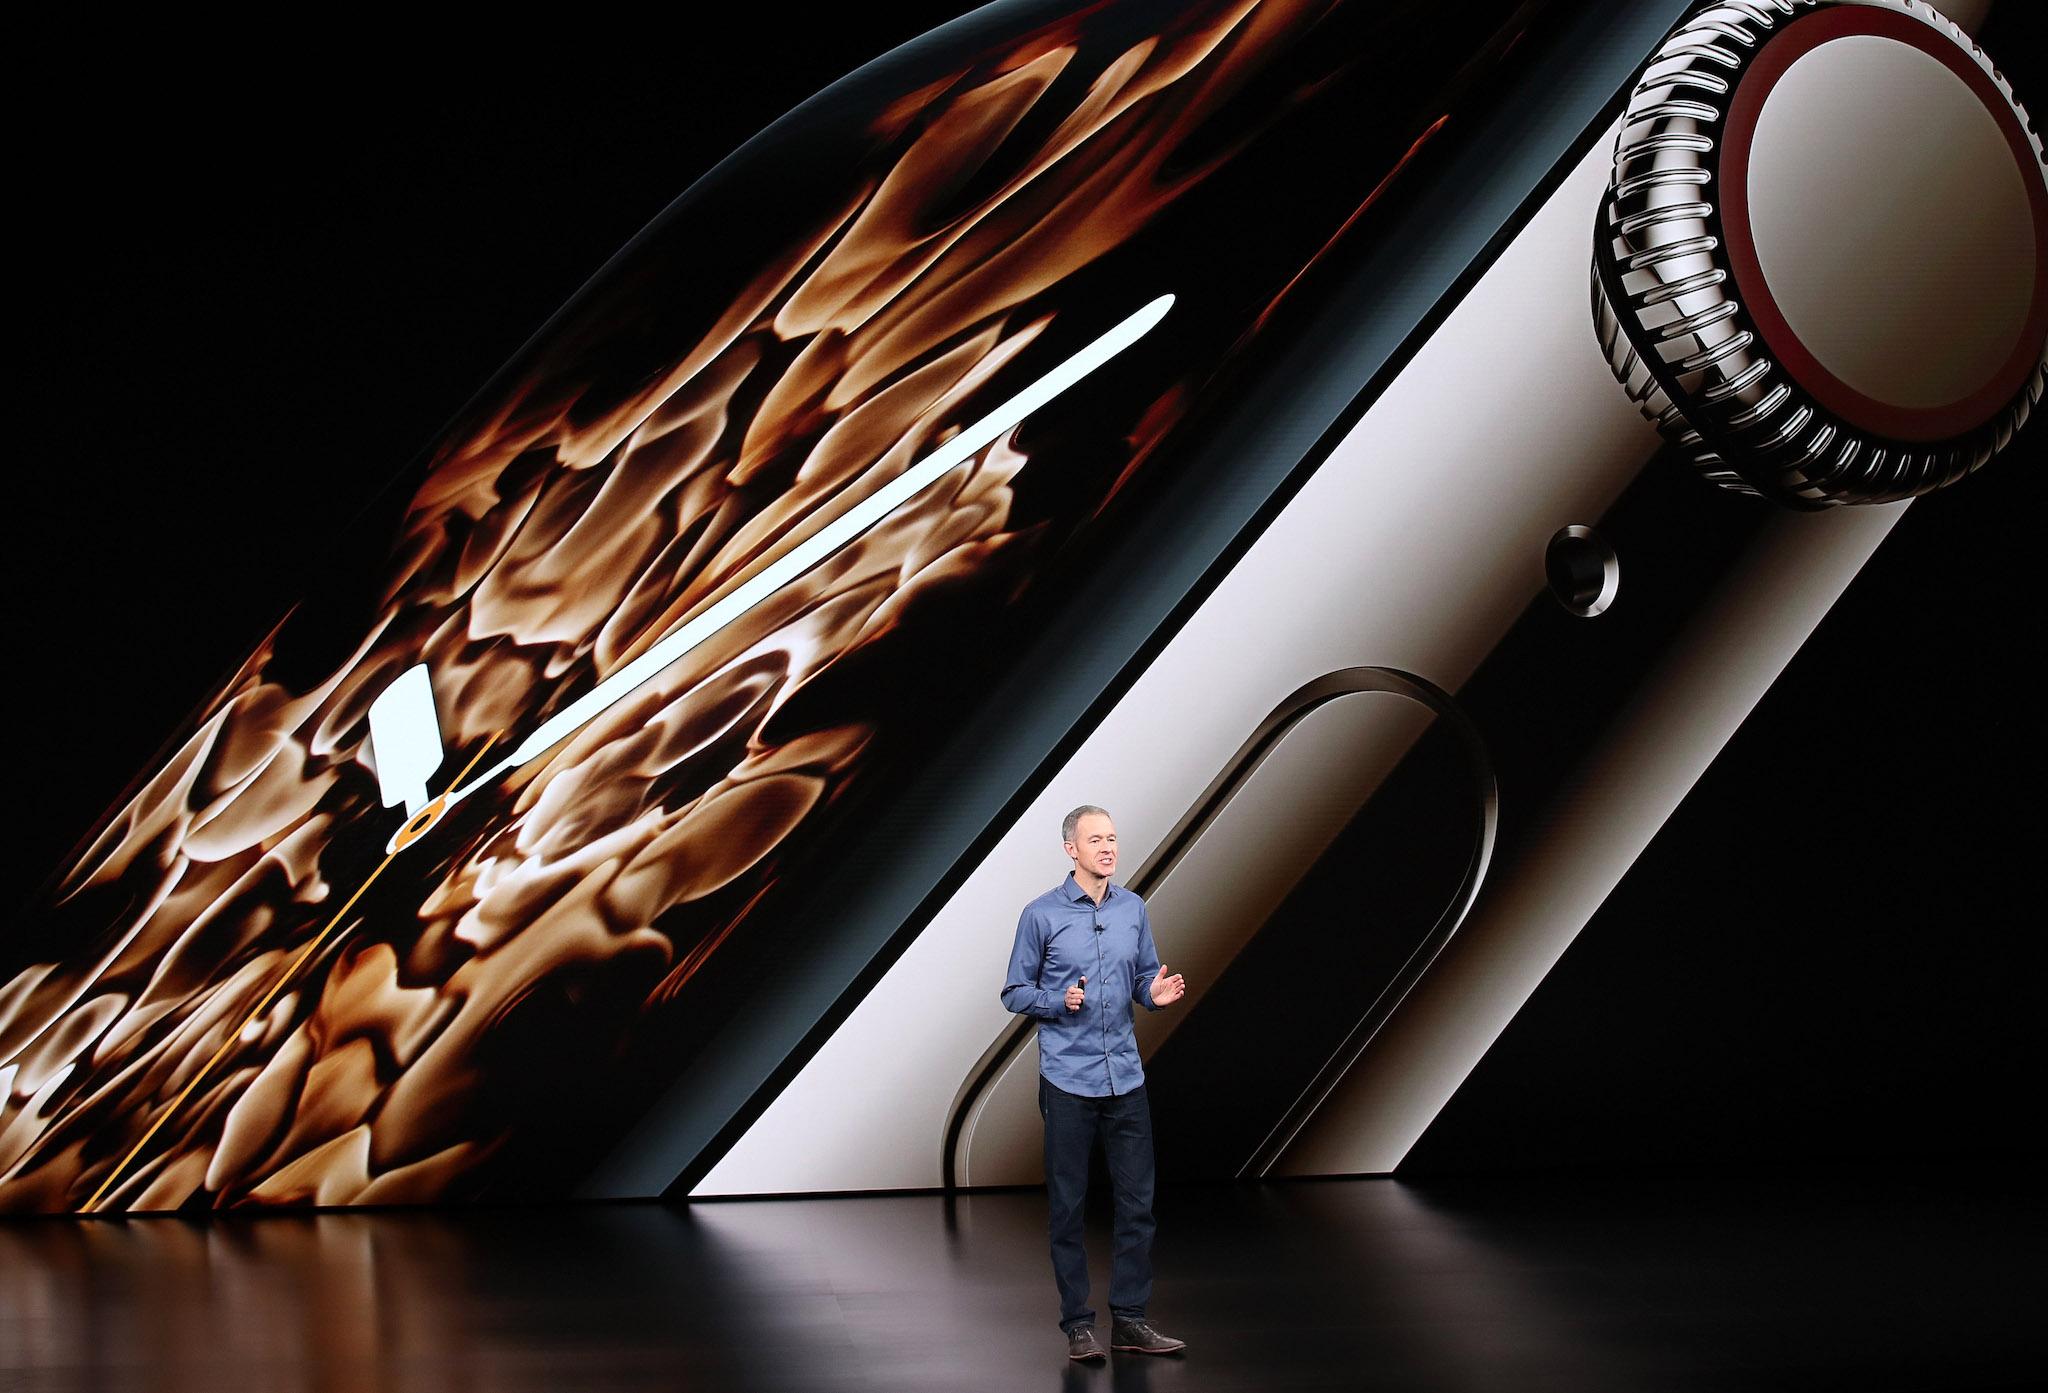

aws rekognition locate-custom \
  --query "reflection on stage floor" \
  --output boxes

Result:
[2,1170,2038,1391]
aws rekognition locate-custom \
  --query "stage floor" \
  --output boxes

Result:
[3,1170,2039,1391]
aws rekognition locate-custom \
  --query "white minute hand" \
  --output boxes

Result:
[388,294,1173,852]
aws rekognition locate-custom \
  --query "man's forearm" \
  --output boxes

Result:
[1002,983,1063,1020]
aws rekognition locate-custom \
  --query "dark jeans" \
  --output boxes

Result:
[1039,1074,1156,1332]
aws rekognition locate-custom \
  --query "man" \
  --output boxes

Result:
[1000,805,1189,1361]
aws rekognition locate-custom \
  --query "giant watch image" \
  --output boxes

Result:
[3,0,2039,1214]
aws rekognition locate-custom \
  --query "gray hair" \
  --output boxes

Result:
[1062,804,1112,845]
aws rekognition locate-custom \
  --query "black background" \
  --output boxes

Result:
[14,3,2042,1178]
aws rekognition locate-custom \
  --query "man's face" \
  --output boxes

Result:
[1066,813,1117,879]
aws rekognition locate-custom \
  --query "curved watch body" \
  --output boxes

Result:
[8,0,2035,1214]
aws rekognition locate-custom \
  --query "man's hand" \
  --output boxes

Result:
[1151,963,1186,1007]
[1064,975,1087,1012]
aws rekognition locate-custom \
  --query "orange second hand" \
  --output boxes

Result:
[79,730,502,1215]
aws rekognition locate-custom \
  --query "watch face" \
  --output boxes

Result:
[1,0,1552,1213]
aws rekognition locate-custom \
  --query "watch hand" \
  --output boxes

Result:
[368,662,444,817]
[81,730,505,1214]
[384,293,1174,853]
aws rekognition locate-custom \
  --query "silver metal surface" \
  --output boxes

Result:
[1592,0,2045,506]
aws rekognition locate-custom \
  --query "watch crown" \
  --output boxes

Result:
[1592,0,2047,507]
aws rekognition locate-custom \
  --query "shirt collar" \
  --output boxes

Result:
[1063,870,1116,903]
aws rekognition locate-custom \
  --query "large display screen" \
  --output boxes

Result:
[8,0,2035,1216]
[0,0,1558,1212]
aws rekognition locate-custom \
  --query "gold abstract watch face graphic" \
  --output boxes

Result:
[1,0,1541,1211]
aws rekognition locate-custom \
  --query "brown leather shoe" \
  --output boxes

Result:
[1111,1319,1187,1354]
[1066,1324,1107,1361]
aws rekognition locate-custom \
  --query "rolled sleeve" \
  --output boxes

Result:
[1133,902,1163,1011]
[1000,906,1064,1020]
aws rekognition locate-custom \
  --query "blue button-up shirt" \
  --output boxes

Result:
[1001,872,1163,1096]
